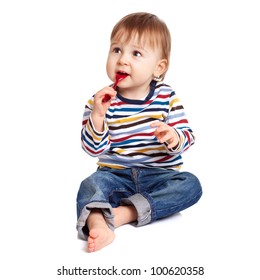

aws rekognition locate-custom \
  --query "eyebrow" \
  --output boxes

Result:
[110,42,148,53]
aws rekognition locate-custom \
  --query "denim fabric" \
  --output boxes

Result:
[76,167,202,240]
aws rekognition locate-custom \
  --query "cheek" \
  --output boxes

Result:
[135,61,157,77]
[106,58,114,77]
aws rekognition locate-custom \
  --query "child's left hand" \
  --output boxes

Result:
[151,121,180,149]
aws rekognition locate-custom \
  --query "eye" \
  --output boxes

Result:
[113,47,121,54]
[133,50,142,57]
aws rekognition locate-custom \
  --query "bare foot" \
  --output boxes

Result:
[87,209,115,253]
[87,226,115,253]
[113,206,138,228]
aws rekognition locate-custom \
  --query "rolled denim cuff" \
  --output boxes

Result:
[121,193,152,227]
[77,202,114,240]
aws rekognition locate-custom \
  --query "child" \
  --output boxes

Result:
[77,12,202,253]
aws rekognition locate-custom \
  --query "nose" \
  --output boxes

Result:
[117,53,129,65]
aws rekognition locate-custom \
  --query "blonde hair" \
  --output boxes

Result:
[110,12,171,79]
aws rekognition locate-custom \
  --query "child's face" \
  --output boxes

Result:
[106,32,166,94]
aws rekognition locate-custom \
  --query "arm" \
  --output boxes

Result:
[151,90,195,154]
[81,86,117,157]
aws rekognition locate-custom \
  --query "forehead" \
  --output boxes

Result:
[111,28,159,50]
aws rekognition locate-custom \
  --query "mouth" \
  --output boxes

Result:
[116,71,129,77]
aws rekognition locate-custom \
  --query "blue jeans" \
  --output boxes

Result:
[76,167,202,240]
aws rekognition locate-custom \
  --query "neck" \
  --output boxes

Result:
[119,83,151,100]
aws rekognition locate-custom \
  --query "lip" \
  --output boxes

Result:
[117,70,129,76]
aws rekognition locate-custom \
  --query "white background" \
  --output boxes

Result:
[0,0,259,279]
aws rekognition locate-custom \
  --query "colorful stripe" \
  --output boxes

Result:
[81,81,195,169]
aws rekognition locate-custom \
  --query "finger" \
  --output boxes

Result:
[97,87,116,97]
[154,130,160,139]
[150,121,165,128]
[157,132,172,143]
[100,90,117,103]
[102,89,116,97]
[155,125,170,135]
[167,142,178,149]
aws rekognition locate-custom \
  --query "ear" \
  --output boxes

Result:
[154,59,168,77]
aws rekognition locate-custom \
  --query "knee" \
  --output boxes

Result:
[76,171,113,203]
[184,172,203,200]
[77,177,91,199]
[76,175,98,203]
[76,175,102,217]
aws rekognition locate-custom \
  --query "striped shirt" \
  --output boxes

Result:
[81,81,195,170]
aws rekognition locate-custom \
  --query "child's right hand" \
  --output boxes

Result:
[92,86,117,118]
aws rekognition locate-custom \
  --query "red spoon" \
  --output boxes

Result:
[102,73,128,102]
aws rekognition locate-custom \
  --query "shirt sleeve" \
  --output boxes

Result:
[81,97,111,157]
[164,90,195,155]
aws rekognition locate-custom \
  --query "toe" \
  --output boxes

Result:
[88,241,95,253]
